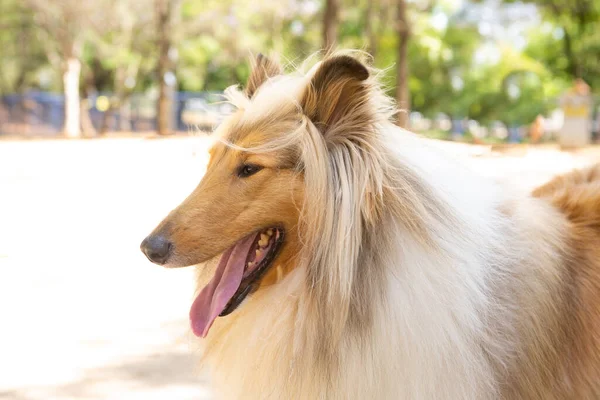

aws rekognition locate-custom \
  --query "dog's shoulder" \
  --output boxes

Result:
[533,163,600,233]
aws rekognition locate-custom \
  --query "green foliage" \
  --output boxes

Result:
[514,0,600,88]
[0,0,51,94]
[0,0,591,128]
[370,7,557,125]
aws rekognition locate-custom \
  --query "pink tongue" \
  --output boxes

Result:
[190,233,259,338]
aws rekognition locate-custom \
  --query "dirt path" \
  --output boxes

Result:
[0,137,597,399]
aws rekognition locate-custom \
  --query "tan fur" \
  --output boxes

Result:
[143,52,600,399]
[525,164,600,399]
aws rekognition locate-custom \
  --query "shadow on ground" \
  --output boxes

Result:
[0,347,211,400]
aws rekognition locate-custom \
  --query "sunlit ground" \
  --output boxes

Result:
[0,136,598,400]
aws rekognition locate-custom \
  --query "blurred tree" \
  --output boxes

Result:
[400,21,481,122]
[506,0,600,89]
[156,0,181,135]
[24,0,97,138]
[393,0,436,128]
[362,0,392,58]
[323,0,339,52]
[0,1,48,94]
[0,0,579,137]
[373,2,557,127]
[395,0,411,128]
[86,0,155,133]
[177,0,319,91]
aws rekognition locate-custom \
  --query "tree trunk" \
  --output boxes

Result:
[63,57,81,138]
[114,66,133,132]
[395,0,410,129]
[80,99,97,137]
[101,107,114,134]
[365,0,378,58]
[323,0,339,52]
[562,29,582,79]
[156,0,173,135]
[120,98,132,132]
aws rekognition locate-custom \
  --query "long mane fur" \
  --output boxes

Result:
[198,51,600,399]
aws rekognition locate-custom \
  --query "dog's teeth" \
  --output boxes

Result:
[259,234,269,247]
[266,229,274,237]
[247,261,253,268]
[256,249,262,258]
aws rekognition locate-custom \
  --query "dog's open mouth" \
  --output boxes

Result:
[189,227,284,337]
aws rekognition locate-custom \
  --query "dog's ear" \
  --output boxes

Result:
[300,55,370,135]
[245,53,282,98]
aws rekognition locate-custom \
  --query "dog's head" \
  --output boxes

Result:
[141,52,375,337]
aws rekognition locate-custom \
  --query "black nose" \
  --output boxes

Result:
[140,234,172,265]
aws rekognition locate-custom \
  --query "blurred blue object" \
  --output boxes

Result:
[508,126,521,143]
[0,91,230,136]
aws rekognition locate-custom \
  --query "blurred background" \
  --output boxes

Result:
[0,0,599,141]
[0,0,599,399]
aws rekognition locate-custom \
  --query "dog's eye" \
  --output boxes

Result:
[237,164,263,178]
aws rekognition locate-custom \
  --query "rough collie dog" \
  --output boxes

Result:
[141,51,600,399]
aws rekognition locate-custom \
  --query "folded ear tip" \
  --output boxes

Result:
[329,55,369,81]
[353,62,369,81]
